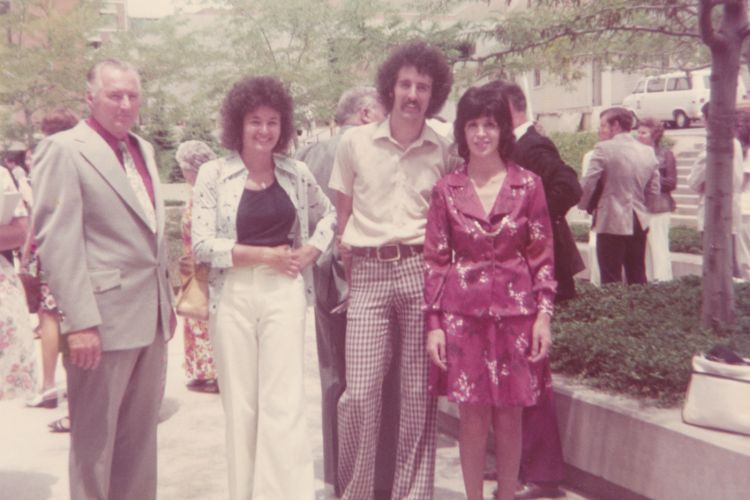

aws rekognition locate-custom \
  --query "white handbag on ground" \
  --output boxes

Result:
[682,353,750,436]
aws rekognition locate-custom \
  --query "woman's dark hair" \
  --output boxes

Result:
[220,76,295,153]
[454,86,515,162]
[41,108,79,136]
[376,40,453,118]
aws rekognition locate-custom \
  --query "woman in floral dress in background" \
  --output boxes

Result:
[175,140,219,392]
[424,85,556,500]
[0,165,37,400]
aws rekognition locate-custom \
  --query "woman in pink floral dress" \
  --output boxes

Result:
[1,166,37,400]
[424,86,556,500]
[175,141,219,392]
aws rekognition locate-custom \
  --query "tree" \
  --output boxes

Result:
[0,0,103,147]
[430,0,744,330]
[697,0,747,328]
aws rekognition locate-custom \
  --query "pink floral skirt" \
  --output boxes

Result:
[428,313,550,407]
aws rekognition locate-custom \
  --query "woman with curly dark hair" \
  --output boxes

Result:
[424,86,556,500]
[192,75,335,499]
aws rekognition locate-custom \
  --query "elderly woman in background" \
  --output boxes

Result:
[22,108,80,416]
[192,75,335,499]
[424,86,556,500]
[637,117,677,282]
[175,140,219,393]
[1,164,37,400]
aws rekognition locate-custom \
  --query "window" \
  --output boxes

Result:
[633,80,645,94]
[647,78,665,93]
[533,69,542,88]
[667,77,690,91]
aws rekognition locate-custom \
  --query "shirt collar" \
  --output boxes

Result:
[221,153,297,180]
[513,120,534,140]
[445,161,527,187]
[86,117,134,146]
[373,117,441,149]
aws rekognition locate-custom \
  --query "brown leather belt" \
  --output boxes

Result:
[351,244,423,262]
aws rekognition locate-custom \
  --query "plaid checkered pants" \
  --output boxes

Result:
[337,253,438,499]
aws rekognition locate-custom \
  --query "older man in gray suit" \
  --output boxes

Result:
[579,106,660,284]
[32,59,173,500]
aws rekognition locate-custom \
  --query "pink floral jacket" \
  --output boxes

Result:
[423,163,557,330]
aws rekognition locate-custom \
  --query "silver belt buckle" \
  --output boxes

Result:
[376,244,400,262]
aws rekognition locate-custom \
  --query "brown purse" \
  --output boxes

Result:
[175,263,209,321]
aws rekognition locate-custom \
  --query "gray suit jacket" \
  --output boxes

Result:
[578,133,660,235]
[32,121,174,351]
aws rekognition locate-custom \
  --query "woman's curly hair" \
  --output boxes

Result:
[454,86,515,163]
[376,41,453,118]
[220,76,295,154]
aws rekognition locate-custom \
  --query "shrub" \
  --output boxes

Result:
[552,276,750,407]
[569,222,590,243]
[547,131,675,177]
[568,223,703,255]
[548,131,598,176]
[669,225,702,254]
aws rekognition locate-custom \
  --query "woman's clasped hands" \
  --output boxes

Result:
[264,244,320,278]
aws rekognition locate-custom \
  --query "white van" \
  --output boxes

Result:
[622,69,748,128]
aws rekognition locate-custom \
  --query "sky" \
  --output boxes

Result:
[128,0,218,18]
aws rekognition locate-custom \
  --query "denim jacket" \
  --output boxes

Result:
[192,153,335,313]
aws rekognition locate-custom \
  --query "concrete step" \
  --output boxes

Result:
[677,150,703,160]
[672,191,698,206]
[674,187,699,198]
[672,205,698,217]
[671,213,698,228]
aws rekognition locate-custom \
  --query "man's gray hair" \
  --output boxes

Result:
[86,59,140,94]
[175,140,217,171]
[334,86,380,126]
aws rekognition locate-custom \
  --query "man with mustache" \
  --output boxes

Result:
[296,86,400,497]
[329,41,456,499]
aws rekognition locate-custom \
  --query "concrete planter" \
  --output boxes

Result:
[438,376,750,500]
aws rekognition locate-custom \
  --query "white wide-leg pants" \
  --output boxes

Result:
[210,265,314,500]
[646,212,673,282]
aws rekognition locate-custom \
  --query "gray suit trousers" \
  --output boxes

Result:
[65,334,165,500]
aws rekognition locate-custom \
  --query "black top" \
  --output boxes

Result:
[236,180,296,246]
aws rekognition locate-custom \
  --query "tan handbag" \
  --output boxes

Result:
[682,353,750,436]
[175,263,209,321]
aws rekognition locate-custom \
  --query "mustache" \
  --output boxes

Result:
[401,99,421,110]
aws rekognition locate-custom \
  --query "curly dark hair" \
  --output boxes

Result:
[220,76,295,153]
[376,41,453,118]
[454,86,515,162]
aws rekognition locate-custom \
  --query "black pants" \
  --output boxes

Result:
[596,215,649,285]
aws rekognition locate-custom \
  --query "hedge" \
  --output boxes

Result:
[548,131,598,176]
[552,276,750,406]
[569,222,703,255]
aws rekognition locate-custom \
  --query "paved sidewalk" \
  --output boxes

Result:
[0,309,585,499]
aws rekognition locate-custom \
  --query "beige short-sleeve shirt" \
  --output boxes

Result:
[329,119,456,247]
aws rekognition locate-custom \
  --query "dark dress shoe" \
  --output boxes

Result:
[514,482,564,499]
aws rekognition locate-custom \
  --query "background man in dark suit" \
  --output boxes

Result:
[485,80,583,499]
